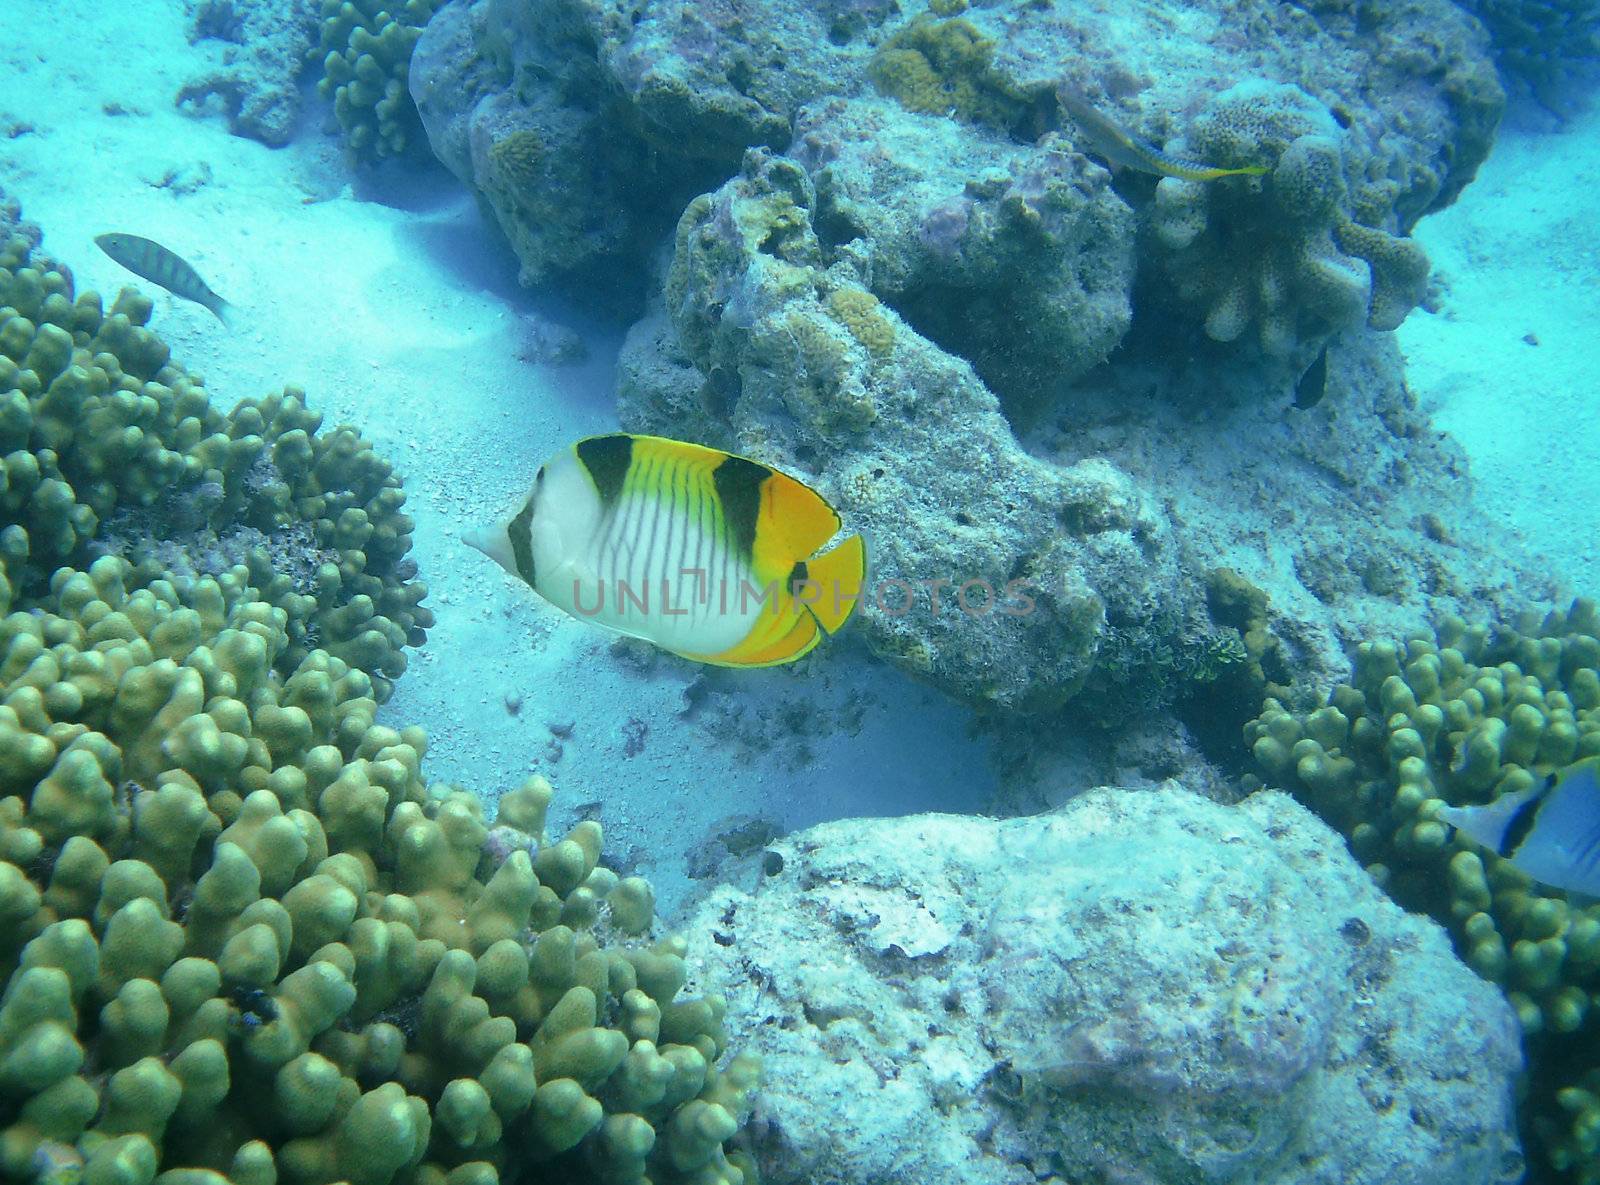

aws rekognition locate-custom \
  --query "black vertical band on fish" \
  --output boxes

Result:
[94,232,234,327]
[1292,344,1330,410]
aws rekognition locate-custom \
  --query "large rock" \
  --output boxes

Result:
[412,0,1500,345]
[682,784,1525,1185]
[419,0,1533,721]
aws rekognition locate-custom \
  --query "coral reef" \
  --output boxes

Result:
[411,0,1499,349]
[1148,81,1433,358]
[409,0,859,292]
[0,556,756,1184]
[1246,600,1600,1181]
[634,149,1182,712]
[0,226,430,702]
[678,784,1522,1185]
[0,205,755,1184]
[413,0,1526,718]
[178,0,321,147]
[621,143,1544,718]
[787,96,1137,398]
[866,14,1035,131]
[1457,0,1600,107]
[316,0,438,160]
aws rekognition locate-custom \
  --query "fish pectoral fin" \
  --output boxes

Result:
[797,533,865,635]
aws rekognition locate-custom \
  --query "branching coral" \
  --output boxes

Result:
[0,224,430,702]
[1246,599,1600,1182]
[316,0,438,160]
[1149,80,1431,358]
[0,556,758,1185]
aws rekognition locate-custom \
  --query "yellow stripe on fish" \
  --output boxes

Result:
[95,232,234,327]
[466,434,867,667]
[1056,87,1269,182]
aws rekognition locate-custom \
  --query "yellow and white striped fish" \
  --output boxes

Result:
[95,232,234,326]
[467,434,867,667]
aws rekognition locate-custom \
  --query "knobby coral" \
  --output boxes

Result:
[0,557,757,1185]
[1149,81,1431,359]
[316,0,438,160]
[1247,600,1600,1181]
[0,206,756,1185]
[0,227,430,702]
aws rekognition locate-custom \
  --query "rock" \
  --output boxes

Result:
[682,784,1525,1185]
[178,0,321,147]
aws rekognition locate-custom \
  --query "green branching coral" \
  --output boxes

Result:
[0,226,430,702]
[1245,599,1600,1182]
[868,15,1034,132]
[0,554,758,1185]
[316,0,438,161]
[1149,80,1431,358]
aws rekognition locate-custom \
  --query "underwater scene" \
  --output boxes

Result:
[0,0,1598,1181]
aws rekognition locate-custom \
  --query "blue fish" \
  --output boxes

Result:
[1437,760,1600,895]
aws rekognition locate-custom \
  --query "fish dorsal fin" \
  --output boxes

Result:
[752,468,843,581]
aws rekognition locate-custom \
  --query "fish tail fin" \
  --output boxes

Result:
[209,298,235,330]
[800,533,865,635]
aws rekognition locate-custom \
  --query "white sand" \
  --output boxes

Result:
[1,0,1593,914]
[1397,101,1600,601]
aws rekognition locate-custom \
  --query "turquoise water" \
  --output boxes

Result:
[0,1,1596,1182]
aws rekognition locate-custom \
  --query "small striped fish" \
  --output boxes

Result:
[1057,87,1269,183]
[468,434,867,667]
[95,232,234,326]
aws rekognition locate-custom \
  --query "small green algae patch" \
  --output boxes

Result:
[868,15,1033,131]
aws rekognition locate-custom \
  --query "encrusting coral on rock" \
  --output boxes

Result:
[678,783,1521,1185]
[0,201,756,1185]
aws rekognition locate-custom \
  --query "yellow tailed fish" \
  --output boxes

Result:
[95,232,234,326]
[467,433,867,667]
[1057,87,1268,182]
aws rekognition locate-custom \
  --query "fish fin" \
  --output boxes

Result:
[1523,761,1600,880]
[694,609,821,668]
[796,533,865,635]
[624,434,725,471]
[463,522,517,574]
[209,298,235,330]
[751,468,843,583]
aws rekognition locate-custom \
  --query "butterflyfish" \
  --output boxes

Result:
[1434,760,1600,896]
[95,232,234,326]
[1056,87,1269,183]
[467,433,867,667]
